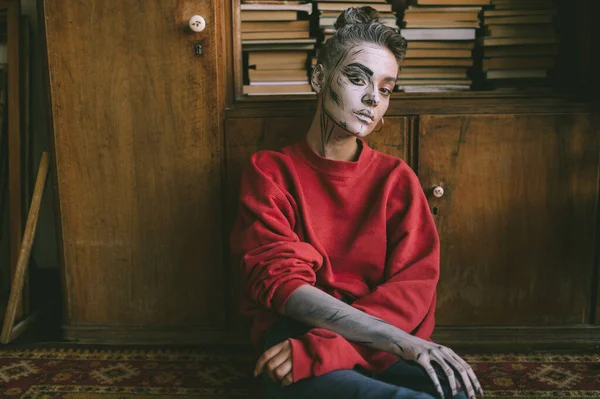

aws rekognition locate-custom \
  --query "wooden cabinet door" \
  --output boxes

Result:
[419,114,599,326]
[43,0,227,340]
[225,117,410,332]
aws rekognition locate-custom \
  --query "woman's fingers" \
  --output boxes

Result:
[254,345,282,377]
[264,348,291,381]
[417,354,445,399]
[441,349,477,399]
[274,361,293,385]
[281,371,294,387]
[430,350,457,398]
[448,351,484,397]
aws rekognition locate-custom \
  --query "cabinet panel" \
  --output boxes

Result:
[224,117,410,328]
[419,114,599,325]
[44,0,226,328]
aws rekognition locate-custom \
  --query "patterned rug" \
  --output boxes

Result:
[0,345,598,398]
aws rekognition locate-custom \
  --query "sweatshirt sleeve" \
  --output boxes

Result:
[289,329,380,382]
[351,164,440,340]
[230,153,323,314]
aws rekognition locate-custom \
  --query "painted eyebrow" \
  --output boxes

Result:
[345,63,373,77]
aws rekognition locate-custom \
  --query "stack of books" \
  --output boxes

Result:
[241,0,316,95]
[315,1,398,42]
[481,0,558,89]
[397,0,490,93]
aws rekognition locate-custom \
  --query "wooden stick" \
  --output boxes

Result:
[1,152,49,343]
[5,312,38,342]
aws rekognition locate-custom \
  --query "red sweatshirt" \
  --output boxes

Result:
[230,136,440,383]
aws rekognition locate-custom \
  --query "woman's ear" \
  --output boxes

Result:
[311,64,325,93]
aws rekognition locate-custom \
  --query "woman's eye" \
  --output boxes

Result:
[380,88,392,96]
[349,77,366,85]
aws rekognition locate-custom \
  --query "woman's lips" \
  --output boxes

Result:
[354,112,374,124]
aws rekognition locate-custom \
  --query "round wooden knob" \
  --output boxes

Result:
[189,15,206,32]
[432,186,444,198]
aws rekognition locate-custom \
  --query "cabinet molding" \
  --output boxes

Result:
[433,326,600,351]
[62,324,600,351]
[225,97,598,119]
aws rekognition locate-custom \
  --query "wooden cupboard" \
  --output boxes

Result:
[421,114,599,326]
[41,0,232,342]
[41,0,600,348]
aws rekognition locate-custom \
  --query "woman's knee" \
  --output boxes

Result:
[263,368,438,399]
[263,369,363,399]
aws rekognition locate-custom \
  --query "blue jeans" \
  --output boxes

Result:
[262,317,467,399]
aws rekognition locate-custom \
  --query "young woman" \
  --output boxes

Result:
[231,7,484,399]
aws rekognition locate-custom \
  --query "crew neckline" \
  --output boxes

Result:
[294,135,375,178]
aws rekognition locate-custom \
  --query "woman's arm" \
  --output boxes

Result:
[284,284,408,354]
[283,285,483,399]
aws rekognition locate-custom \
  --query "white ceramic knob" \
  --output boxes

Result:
[189,15,206,32]
[432,186,444,198]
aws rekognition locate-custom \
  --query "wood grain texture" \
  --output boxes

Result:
[20,15,31,316]
[231,0,243,101]
[2,0,23,320]
[43,0,226,329]
[419,114,599,326]
[223,1,235,106]
[594,113,600,325]
[224,116,409,328]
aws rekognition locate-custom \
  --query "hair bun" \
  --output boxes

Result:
[334,6,381,30]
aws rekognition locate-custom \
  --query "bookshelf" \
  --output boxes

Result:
[228,0,599,105]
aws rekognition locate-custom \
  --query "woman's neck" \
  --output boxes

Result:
[305,105,360,162]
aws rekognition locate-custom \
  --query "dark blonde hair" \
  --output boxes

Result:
[317,6,407,73]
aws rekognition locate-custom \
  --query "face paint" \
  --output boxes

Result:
[321,44,398,139]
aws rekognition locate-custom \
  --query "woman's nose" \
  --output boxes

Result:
[362,87,380,106]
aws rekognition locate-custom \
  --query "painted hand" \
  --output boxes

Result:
[395,338,484,399]
[254,339,294,387]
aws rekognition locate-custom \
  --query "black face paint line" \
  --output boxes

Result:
[342,63,374,88]
[347,62,374,77]
[362,81,379,106]
[320,100,328,154]
[351,48,364,58]
[326,123,335,148]
[319,48,351,148]
[324,106,361,137]
[319,98,338,153]
[329,86,343,110]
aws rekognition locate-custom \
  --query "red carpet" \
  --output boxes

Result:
[0,346,598,398]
